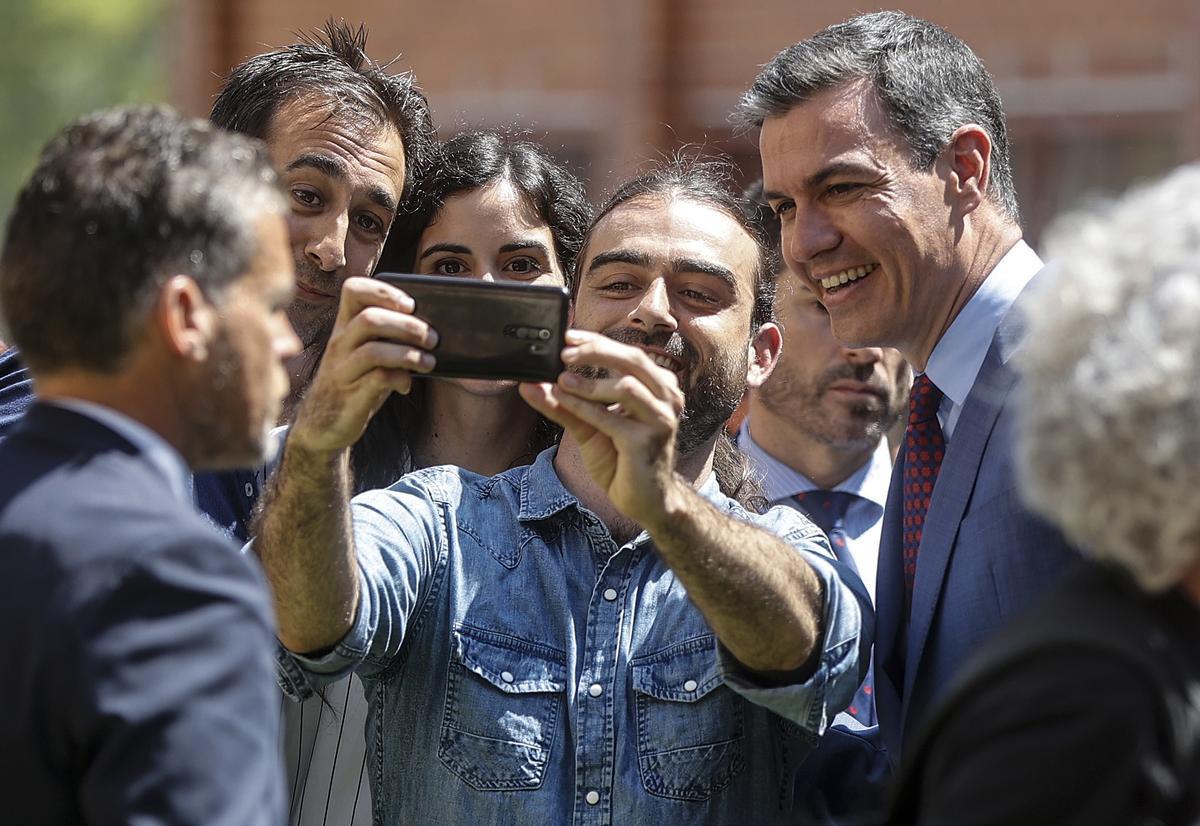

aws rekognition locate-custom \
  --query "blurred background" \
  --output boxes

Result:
[4,0,1200,245]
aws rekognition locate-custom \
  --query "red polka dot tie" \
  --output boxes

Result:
[902,374,945,614]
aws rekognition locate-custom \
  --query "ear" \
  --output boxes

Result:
[155,275,218,363]
[746,322,783,390]
[944,124,992,216]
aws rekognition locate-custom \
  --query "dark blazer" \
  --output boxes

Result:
[885,561,1200,825]
[0,403,284,825]
[874,272,1080,759]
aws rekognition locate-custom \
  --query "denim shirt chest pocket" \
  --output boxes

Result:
[630,634,746,801]
[439,625,568,791]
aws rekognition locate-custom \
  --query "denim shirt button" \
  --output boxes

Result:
[585,791,600,805]
[603,588,618,601]
[683,679,698,692]
[588,683,603,697]
[501,671,514,683]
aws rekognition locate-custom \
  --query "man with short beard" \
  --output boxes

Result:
[252,157,871,824]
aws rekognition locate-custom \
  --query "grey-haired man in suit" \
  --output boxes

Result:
[738,10,1080,769]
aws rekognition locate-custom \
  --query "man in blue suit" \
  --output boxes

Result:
[740,11,1079,767]
[0,105,300,823]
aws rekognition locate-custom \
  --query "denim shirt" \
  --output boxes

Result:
[280,447,871,825]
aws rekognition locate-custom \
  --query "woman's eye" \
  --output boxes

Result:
[434,260,466,276]
[506,257,543,275]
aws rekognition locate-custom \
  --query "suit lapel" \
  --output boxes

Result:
[899,284,1032,729]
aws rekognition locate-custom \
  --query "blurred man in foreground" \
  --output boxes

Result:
[0,105,298,824]
[888,164,1200,825]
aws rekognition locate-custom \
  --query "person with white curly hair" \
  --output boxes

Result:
[885,164,1200,825]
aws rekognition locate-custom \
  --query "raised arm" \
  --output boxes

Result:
[253,276,436,654]
[520,331,834,675]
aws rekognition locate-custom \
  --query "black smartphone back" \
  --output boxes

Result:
[374,272,569,382]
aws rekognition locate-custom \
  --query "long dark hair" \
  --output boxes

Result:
[351,130,593,490]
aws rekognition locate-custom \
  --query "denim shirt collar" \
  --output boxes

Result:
[518,444,726,525]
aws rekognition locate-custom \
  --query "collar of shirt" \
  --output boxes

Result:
[517,443,723,528]
[737,419,890,516]
[46,398,192,504]
[924,239,1042,439]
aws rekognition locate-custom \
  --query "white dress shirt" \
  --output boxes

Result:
[738,421,893,602]
[924,239,1043,440]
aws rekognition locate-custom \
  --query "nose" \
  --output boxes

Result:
[305,213,349,272]
[630,278,677,333]
[784,206,841,271]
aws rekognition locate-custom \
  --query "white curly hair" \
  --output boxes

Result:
[1017,163,1200,592]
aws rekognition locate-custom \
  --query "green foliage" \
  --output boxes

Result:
[0,0,168,222]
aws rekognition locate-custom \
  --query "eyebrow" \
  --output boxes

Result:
[587,248,738,291]
[285,152,398,214]
[762,160,876,202]
[499,240,552,257]
[672,257,737,291]
[418,242,471,261]
[587,249,652,274]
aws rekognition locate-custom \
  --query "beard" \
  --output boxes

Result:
[184,321,271,470]
[758,360,903,449]
[580,326,748,455]
[288,257,342,350]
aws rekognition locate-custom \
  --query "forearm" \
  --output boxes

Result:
[252,442,359,653]
[645,478,825,673]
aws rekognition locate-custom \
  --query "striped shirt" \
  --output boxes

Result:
[282,673,372,826]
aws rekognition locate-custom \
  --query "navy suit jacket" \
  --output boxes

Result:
[874,273,1080,759]
[0,404,284,825]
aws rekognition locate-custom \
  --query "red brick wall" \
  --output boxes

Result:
[171,0,1200,236]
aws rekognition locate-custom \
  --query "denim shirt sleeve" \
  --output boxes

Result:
[281,476,446,689]
[716,505,873,736]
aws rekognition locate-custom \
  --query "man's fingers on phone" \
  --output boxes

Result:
[340,276,415,318]
[345,341,436,379]
[345,306,438,352]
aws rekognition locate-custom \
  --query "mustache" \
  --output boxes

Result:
[817,362,888,400]
[599,327,697,372]
[293,257,340,295]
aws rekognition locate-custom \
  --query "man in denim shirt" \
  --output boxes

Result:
[254,158,872,824]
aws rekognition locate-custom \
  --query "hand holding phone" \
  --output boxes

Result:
[374,272,569,382]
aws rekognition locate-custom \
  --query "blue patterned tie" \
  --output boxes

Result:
[793,490,876,725]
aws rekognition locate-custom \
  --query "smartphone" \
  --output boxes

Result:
[374,272,569,382]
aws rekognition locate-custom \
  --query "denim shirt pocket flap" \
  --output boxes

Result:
[629,635,745,801]
[441,627,567,791]
[452,627,568,694]
[631,636,724,702]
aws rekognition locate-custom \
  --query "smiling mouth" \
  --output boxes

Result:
[819,263,878,293]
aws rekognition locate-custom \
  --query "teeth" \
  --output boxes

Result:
[820,263,877,290]
[651,354,677,371]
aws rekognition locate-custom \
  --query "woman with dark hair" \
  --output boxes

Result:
[284,130,592,826]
